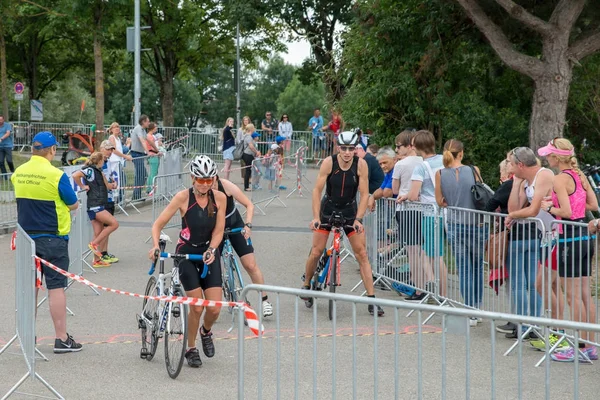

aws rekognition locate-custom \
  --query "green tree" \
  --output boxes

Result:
[276,75,326,131]
[455,0,600,148]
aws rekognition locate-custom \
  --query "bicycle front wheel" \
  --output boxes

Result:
[328,252,337,321]
[140,276,159,361]
[164,287,188,379]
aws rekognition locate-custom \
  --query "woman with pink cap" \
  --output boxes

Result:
[537,138,598,362]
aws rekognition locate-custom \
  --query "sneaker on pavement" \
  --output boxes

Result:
[88,242,103,258]
[368,304,384,316]
[185,347,202,367]
[107,253,119,263]
[404,292,427,302]
[469,318,478,327]
[54,333,83,354]
[93,259,111,268]
[550,346,596,363]
[530,334,569,351]
[496,322,516,334]
[262,300,273,317]
[505,329,538,340]
[200,328,215,358]
[299,286,312,301]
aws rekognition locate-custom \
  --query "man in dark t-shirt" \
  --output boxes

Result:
[355,145,384,194]
[261,111,278,154]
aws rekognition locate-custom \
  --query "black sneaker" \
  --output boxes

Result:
[404,292,427,302]
[200,328,215,358]
[53,333,83,353]
[368,304,385,316]
[185,347,202,368]
[496,322,517,334]
[505,329,538,340]
[299,285,311,301]
[374,281,391,291]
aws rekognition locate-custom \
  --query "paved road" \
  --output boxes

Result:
[0,167,598,399]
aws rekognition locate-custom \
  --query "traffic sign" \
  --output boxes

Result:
[14,93,23,101]
[14,82,24,94]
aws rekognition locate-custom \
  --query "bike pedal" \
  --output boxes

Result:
[140,349,149,358]
[171,306,181,318]
[137,315,146,329]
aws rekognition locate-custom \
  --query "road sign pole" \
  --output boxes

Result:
[18,102,20,124]
[134,0,141,125]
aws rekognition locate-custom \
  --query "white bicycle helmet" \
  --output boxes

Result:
[337,131,359,146]
[190,155,217,178]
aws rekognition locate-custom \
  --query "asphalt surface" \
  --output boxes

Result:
[1,166,599,399]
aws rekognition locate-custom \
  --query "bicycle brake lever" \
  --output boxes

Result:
[200,263,209,279]
[148,249,159,275]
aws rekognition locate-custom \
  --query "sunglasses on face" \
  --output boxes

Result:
[339,146,356,152]
[194,177,213,185]
[511,148,522,164]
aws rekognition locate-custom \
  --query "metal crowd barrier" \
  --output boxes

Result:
[250,155,287,215]
[364,199,600,363]
[30,122,86,149]
[11,122,31,151]
[0,173,16,228]
[0,225,64,399]
[151,171,193,231]
[238,284,600,400]
[187,130,220,160]
[286,147,310,198]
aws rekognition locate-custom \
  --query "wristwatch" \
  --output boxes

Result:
[245,222,253,229]
[355,218,363,224]
[206,247,216,255]
[546,205,552,213]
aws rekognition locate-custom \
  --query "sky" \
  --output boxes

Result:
[280,39,312,66]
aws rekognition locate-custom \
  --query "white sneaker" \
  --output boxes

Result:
[469,318,478,327]
[262,300,273,317]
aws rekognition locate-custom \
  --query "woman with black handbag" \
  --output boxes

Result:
[435,139,487,326]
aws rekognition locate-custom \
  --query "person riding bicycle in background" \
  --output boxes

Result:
[300,131,384,316]
[212,169,274,317]
[149,155,227,369]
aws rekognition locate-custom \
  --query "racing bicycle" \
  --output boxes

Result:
[303,213,354,320]
[222,227,251,329]
[137,234,206,379]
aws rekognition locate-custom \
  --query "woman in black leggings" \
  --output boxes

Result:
[241,123,261,191]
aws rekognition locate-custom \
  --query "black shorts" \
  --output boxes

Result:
[33,237,69,290]
[557,225,593,278]
[318,198,357,236]
[105,202,115,215]
[220,211,254,258]
[396,210,423,246]
[175,242,222,291]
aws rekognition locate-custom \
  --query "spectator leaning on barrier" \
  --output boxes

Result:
[536,138,598,362]
[505,147,552,335]
[398,130,447,301]
[222,117,235,179]
[368,147,396,211]
[238,115,251,179]
[355,143,384,195]
[261,111,278,154]
[278,114,293,153]
[129,114,150,201]
[11,131,83,353]
[0,115,15,176]
[242,124,261,192]
[435,139,487,326]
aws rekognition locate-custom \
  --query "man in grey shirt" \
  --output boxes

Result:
[130,114,150,200]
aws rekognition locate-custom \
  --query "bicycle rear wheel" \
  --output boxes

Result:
[222,257,236,313]
[164,286,188,379]
[140,276,159,361]
[328,251,337,321]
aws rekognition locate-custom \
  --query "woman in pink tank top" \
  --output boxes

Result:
[538,138,598,362]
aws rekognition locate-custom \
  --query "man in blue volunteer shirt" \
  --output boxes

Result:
[0,115,15,176]
[12,131,83,353]
[308,108,324,160]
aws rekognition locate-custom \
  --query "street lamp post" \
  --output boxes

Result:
[134,0,141,125]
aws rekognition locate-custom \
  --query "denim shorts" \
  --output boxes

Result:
[223,147,235,161]
[33,237,69,289]
[87,205,105,220]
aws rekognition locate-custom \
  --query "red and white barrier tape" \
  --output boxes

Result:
[119,184,156,190]
[34,256,263,336]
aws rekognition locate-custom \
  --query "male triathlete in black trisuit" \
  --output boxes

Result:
[301,131,384,316]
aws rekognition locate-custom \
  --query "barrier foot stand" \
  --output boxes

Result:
[355,275,395,297]
[144,230,167,244]
[254,203,267,216]
[125,201,142,214]
[116,203,129,217]
[67,278,100,296]
[503,325,535,357]
[82,251,97,274]
[534,335,573,367]
[264,196,287,209]
[285,187,302,199]
[2,372,64,400]
[35,348,49,362]
[19,145,32,153]
[350,279,363,293]
[0,335,17,356]
[406,293,433,318]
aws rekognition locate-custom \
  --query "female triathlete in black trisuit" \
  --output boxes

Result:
[150,155,226,368]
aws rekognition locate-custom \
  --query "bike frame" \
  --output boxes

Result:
[222,237,246,298]
[316,227,343,287]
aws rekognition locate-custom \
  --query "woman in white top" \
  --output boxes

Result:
[277,114,293,153]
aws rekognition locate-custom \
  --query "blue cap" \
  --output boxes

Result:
[275,135,285,143]
[251,132,260,138]
[32,131,59,149]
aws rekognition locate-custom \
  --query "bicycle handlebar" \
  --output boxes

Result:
[315,222,357,231]
[149,250,208,278]
[224,227,252,246]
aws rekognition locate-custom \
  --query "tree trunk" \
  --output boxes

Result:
[529,43,573,150]
[93,5,104,149]
[160,70,175,127]
[0,21,8,119]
